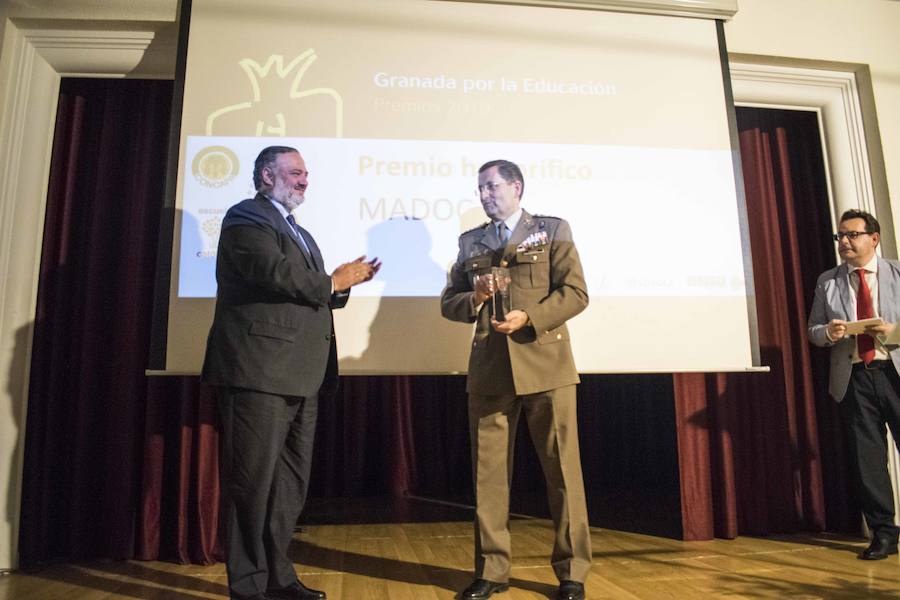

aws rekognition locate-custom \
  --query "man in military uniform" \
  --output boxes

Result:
[441,159,592,600]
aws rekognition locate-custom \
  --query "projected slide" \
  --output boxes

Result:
[166,0,755,374]
[180,137,743,301]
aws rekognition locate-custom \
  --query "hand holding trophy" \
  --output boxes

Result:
[474,267,511,321]
[473,271,495,306]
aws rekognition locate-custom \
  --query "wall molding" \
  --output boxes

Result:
[0,19,50,573]
[730,57,894,257]
[15,19,176,77]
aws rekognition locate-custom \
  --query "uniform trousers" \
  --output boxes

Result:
[468,384,592,583]
[839,361,900,541]
[217,388,318,600]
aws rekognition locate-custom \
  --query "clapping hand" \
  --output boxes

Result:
[332,255,381,291]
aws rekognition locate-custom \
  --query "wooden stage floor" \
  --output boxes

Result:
[3,517,899,600]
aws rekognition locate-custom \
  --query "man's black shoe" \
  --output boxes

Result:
[557,580,585,600]
[859,535,899,560]
[268,581,327,600]
[460,578,509,599]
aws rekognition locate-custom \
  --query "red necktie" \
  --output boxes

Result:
[856,268,875,364]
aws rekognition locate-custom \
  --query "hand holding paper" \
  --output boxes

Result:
[844,317,884,336]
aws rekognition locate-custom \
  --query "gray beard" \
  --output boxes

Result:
[279,196,302,212]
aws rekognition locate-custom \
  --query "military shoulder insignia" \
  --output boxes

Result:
[530,214,560,231]
[461,222,490,236]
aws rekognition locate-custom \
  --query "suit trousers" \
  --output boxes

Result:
[839,362,900,541]
[217,388,318,599]
[468,385,592,583]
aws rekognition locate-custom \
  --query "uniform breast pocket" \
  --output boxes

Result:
[516,249,550,289]
[464,255,492,288]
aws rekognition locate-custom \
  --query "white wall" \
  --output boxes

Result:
[726,0,900,246]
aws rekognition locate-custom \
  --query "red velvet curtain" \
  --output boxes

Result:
[139,378,223,562]
[20,79,175,564]
[674,108,849,539]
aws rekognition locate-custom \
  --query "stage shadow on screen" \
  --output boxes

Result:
[339,217,471,372]
[366,216,446,297]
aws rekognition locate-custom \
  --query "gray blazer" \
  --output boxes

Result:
[807,256,900,402]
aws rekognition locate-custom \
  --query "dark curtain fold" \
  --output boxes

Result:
[20,79,174,564]
[138,377,222,563]
[674,108,848,539]
[312,375,421,498]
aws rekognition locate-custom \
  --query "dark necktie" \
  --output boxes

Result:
[497,223,510,247]
[856,268,875,364]
[285,214,318,270]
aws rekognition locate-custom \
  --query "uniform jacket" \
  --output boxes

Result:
[441,210,588,395]
[202,194,348,398]
[807,256,900,402]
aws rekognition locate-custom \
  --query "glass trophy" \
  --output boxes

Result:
[490,266,512,321]
[473,267,511,320]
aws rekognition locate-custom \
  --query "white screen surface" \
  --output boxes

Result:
[166,0,755,374]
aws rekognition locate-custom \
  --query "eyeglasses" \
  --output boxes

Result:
[833,231,872,241]
[477,181,507,193]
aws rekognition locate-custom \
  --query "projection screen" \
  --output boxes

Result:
[164,0,757,374]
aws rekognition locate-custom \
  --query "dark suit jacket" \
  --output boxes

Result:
[202,194,348,398]
[441,210,588,395]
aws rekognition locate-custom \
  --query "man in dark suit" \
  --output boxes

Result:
[203,146,379,600]
[808,208,900,561]
[441,160,592,600]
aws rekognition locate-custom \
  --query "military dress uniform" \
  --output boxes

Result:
[441,209,592,585]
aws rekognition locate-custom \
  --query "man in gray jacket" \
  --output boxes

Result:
[808,208,900,560]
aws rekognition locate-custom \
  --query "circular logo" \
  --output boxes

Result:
[192,146,240,188]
